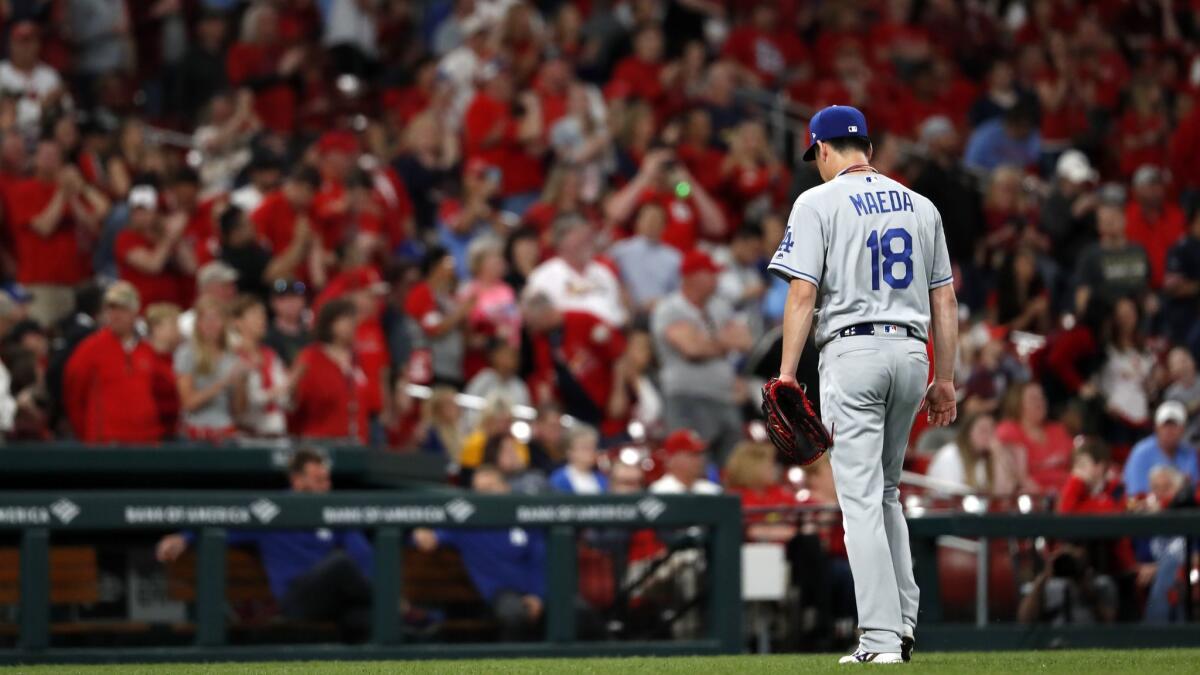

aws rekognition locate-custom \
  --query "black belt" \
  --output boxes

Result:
[837,323,922,341]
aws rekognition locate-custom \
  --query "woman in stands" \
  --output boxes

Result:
[289,298,369,444]
[418,385,464,459]
[175,296,246,441]
[995,382,1075,491]
[1098,297,1156,447]
[231,295,288,438]
[926,412,1033,497]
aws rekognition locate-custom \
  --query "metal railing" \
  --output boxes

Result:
[0,491,742,664]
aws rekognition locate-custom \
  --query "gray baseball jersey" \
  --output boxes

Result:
[767,172,953,347]
[769,169,951,655]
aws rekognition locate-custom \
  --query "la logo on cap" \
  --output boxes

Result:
[849,125,858,132]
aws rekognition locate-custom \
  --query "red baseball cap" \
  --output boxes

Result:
[663,429,706,456]
[317,131,359,155]
[10,21,38,40]
[348,267,389,294]
[680,249,721,276]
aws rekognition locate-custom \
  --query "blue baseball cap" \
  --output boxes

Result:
[802,105,870,161]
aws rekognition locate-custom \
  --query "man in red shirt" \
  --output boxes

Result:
[721,5,807,87]
[1125,165,1185,289]
[10,139,108,326]
[609,25,668,110]
[462,64,544,213]
[252,167,325,287]
[63,282,162,443]
[605,148,728,250]
[115,185,197,309]
[311,131,358,251]
[522,292,626,429]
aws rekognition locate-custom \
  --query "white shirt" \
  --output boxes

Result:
[1099,345,1154,424]
[565,465,603,495]
[524,257,627,327]
[0,61,64,135]
[0,359,15,434]
[926,442,985,496]
[650,473,722,495]
[438,46,482,130]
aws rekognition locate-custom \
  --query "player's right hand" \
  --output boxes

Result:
[924,379,957,427]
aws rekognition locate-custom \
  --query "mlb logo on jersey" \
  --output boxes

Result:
[881,325,898,334]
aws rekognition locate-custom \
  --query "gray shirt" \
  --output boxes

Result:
[767,172,952,349]
[608,236,681,308]
[174,343,238,431]
[650,291,737,402]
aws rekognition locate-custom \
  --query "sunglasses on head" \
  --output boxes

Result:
[272,279,307,296]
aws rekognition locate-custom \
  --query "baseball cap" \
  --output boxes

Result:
[802,105,870,162]
[103,281,140,312]
[680,249,722,276]
[1132,165,1165,187]
[663,429,706,456]
[317,130,359,155]
[1155,400,1187,427]
[2,282,31,304]
[10,21,38,41]
[347,267,390,295]
[129,185,158,210]
[197,261,239,287]
[1056,150,1097,184]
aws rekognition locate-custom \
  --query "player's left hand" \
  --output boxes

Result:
[923,379,957,427]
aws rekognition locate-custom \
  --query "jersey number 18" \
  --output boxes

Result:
[866,228,913,290]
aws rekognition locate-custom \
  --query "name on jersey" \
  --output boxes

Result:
[848,190,914,216]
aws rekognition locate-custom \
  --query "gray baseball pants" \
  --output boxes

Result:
[819,334,926,654]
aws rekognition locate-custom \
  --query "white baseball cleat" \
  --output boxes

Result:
[839,649,905,664]
[901,625,915,663]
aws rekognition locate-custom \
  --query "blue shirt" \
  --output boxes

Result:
[963,118,1040,172]
[1123,436,1199,496]
[548,466,610,494]
[608,236,681,306]
[436,221,486,280]
[186,529,373,601]
[435,527,546,600]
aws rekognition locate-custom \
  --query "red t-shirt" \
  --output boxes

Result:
[721,27,807,85]
[253,189,306,254]
[1124,201,1186,289]
[355,316,390,416]
[115,229,187,309]
[462,91,544,196]
[995,419,1074,490]
[290,345,370,443]
[728,484,797,527]
[63,328,161,443]
[609,57,665,106]
[10,178,92,285]
[636,188,701,251]
[529,311,626,416]
[226,42,297,134]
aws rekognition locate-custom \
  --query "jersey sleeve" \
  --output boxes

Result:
[767,199,825,286]
[928,211,954,289]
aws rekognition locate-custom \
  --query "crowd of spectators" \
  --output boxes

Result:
[1,0,1200,628]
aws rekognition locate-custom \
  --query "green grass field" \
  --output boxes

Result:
[2,650,1199,675]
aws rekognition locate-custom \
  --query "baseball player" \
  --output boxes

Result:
[768,105,959,664]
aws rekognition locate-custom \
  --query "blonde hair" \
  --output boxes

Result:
[144,302,181,328]
[424,386,463,460]
[240,2,276,43]
[723,442,776,490]
[190,296,230,377]
[466,237,503,278]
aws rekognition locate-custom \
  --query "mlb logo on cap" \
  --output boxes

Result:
[803,105,870,161]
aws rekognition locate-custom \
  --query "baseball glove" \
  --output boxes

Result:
[761,378,832,465]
